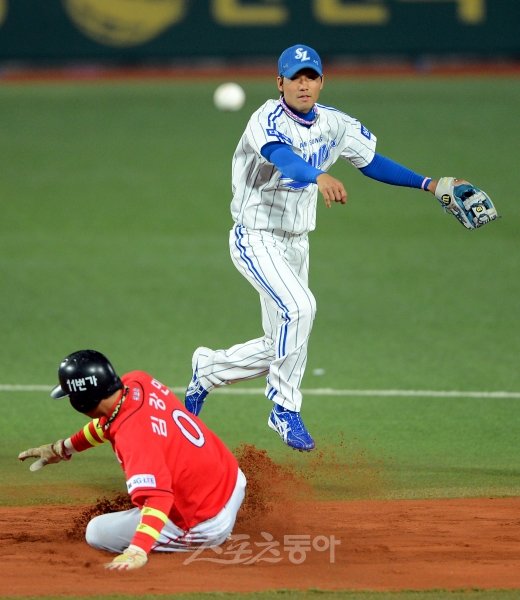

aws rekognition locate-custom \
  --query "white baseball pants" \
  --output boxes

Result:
[195,224,316,412]
[85,469,246,553]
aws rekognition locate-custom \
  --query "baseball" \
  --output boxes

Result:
[213,82,246,111]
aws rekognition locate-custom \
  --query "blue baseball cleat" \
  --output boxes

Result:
[184,348,209,416]
[268,403,315,451]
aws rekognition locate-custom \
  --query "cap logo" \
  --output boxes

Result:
[295,47,310,62]
[278,44,322,77]
[66,375,98,393]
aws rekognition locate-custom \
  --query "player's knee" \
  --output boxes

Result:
[294,294,316,325]
[86,509,138,553]
[85,515,105,549]
[85,514,121,552]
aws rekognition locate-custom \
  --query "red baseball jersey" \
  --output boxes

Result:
[70,371,238,536]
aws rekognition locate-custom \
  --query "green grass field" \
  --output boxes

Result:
[1,75,519,599]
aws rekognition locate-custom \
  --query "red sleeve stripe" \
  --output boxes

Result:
[69,419,107,452]
[131,507,169,554]
[84,419,106,445]
[136,523,161,540]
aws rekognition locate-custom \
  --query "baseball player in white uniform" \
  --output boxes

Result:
[185,44,487,451]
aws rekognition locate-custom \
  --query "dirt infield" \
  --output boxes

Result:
[2,497,520,596]
[2,445,520,596]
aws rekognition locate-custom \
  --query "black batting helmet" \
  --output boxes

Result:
[50,349,123,413]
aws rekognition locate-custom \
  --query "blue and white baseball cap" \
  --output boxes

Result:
[278,44,323,78]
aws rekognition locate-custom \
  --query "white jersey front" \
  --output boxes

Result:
[230,98,377,234]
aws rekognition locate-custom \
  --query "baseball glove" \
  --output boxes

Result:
[434,177,498,230]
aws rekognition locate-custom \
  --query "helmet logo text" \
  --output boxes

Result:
[66,375,98,393]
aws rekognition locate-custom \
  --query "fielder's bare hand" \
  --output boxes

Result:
[105,545,148,571]
[316,173,347,208]
[18,439,71,471]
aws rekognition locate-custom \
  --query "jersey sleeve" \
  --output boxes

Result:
[116,412,175,504]
[245,100,293,155]
[338,116,377,169]
[129,494,173,554]
[116,421,176,552]
[69,419,108,452]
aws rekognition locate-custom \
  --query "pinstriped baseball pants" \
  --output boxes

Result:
[195,224,316,412]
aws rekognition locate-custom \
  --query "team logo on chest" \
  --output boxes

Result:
[280,139,337,190]
[303,139,337,169]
